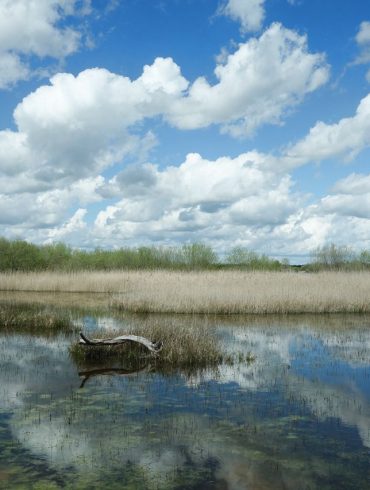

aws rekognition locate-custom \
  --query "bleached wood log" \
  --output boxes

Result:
[79,332,163,353]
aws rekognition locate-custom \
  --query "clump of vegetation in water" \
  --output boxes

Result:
[0,302,73,333]
[70,320,255,370]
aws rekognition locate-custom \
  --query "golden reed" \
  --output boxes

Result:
[1,270,370,314]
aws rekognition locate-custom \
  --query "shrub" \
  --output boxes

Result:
[226,246,282,270]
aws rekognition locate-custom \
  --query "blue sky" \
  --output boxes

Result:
[1,0,370,261]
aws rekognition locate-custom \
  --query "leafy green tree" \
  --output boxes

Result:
[226,246,282,270]
[41,243,72,270]
[359,250,370,268]
[226,247,258,266]
[180,243,218,268]
[311,243,354,270]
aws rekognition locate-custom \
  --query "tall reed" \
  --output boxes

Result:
[1,270,370,314]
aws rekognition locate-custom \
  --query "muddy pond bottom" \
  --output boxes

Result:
[0,309,370,489]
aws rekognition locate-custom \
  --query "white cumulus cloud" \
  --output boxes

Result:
[283,93,370,167]
[219,0,265,32]
[0,24,329,194]
[354,21,370,81]
[167,23,329,137]
[356,21,370,61]
[5,18,370,255]
[319,173,370,220]
[0,0,91,88]
[90,152,303,250]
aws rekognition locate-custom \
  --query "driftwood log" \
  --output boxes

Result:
[79,332,163,353]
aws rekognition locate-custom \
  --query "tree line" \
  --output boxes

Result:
[0,238,283,271]
[0,238,369,272]
[309,243,370,271]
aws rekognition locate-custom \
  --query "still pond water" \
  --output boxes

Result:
[1,300,370,489]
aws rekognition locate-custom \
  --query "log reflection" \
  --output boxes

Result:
[78,363,151,388]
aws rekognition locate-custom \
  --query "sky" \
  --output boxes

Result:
[1,0,370,261]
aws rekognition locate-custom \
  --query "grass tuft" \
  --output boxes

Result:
[0,302,73,333]
[69,319,248,370]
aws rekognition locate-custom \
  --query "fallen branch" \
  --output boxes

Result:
[79,332,163,353]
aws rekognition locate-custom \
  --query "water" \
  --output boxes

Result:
[0,305,370,489]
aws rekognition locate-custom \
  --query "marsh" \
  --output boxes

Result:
[0,294,369,489]
[1,270,370,313]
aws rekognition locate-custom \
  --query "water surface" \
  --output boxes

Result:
[0,303,370,489]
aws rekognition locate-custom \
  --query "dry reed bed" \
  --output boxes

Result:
[1,271,370,314]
